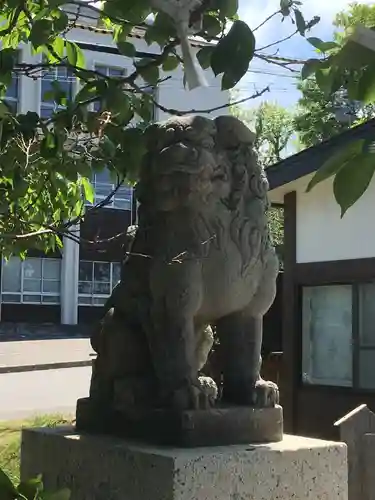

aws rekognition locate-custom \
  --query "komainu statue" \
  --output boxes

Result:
[76,115,282,446]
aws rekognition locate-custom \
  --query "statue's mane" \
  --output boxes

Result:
[136,115,271,270]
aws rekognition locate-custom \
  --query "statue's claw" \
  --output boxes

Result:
[250,378,279,408]
[169,376,218,411]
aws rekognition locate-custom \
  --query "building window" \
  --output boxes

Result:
[93,65,125,112]
[78,260,121,306]
[89,169,133,211]
[1,257,61,304]
[4,72,19,112]
[302,282,375,389]
[40,65,75,118]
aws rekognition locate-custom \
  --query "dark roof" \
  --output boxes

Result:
[267,118,375,191]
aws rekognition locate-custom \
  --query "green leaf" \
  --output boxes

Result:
[51,37,65,59]
[43,488,71,500]
[217,0,238,18]
[0,48,16,72]
[17,475,44,499]
[137,64,159,86]
[203,15,222,37]
[211,20,255,90]
[117,41,136,58]
[315,67,334,96]
[0,101,10,117]
[197,46,213,70]
[333,153,375,217]
[162,55,180,72]
[41,132,59,158]
[307,37,338,52]
[53,11,69,32]
[294,9,306,36]
[280,0,292,16]
[306,139,365,192]
[301,58,322,80]
[65,41,85,68]
[0,468,17,499]
[357,65,375,104]
[30,19,53,48]
[82,177,95,203]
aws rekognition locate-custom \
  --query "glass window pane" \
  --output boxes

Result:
[94,262,110,282]
[23,294,41,303]
[2,257,21,292]
[1,294,21,303]
[93,282,110,295]
[40,105,53,119]
[42,295,59,304]
[93,296,106,305]
[24,259,42,279]
[359,283,375,347]
[359,350,375,389]
[6,77,18,99]
[112,263,121,285]
[43,280,60,293]
[95,170,111,183]
[43,260,61,280]
[23,279,41,292]
[78,281,92,294]
[302,285,353,387]
[78,296,92,305]
[79,261,93,281]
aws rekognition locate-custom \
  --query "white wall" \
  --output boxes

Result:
[271,174,375,263]
[65,27,229,121]
[16,28,229,120]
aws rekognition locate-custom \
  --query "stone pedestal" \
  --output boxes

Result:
[21,427,347,500]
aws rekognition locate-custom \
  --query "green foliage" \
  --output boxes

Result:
[232,101,294,166]
[294,79,352,148]
[0,468,70,500]
[0,0,312,255]
[296,3,375,150]
[298,2,375,212]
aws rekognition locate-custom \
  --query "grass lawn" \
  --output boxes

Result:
[0,414,73,485]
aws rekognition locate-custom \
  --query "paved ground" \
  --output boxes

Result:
[0,338,95,372]
[0,366,91,420]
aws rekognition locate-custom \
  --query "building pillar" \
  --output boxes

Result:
[61,225,80,325]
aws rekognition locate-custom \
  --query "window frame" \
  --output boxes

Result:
[40,62,76,118]
[301,281,375,390]
[3,51,20,113]
[89,170,134,212]
[78,260,121,307]
[1,257,62,305]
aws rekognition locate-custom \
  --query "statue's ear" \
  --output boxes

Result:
[214,116,256,150]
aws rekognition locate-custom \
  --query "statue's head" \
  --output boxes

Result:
[136,115,269,214]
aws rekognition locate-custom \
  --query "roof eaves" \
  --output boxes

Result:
[267,118,375,191]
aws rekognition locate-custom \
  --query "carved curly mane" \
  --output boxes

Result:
[135,115,272,270]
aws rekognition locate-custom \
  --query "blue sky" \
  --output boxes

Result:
[237,0,373,110]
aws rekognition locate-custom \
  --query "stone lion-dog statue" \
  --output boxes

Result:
[83,114,280,424]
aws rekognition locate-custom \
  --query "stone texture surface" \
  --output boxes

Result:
[335,404,375,500]
[76,398,283,447]
[21,427,348,500]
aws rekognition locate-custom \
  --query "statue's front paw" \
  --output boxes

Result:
[251,378,279,408]
[170,377,218,411]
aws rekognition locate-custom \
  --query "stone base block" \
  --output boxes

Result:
[21,427,348,500]
[76,397,283,447]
